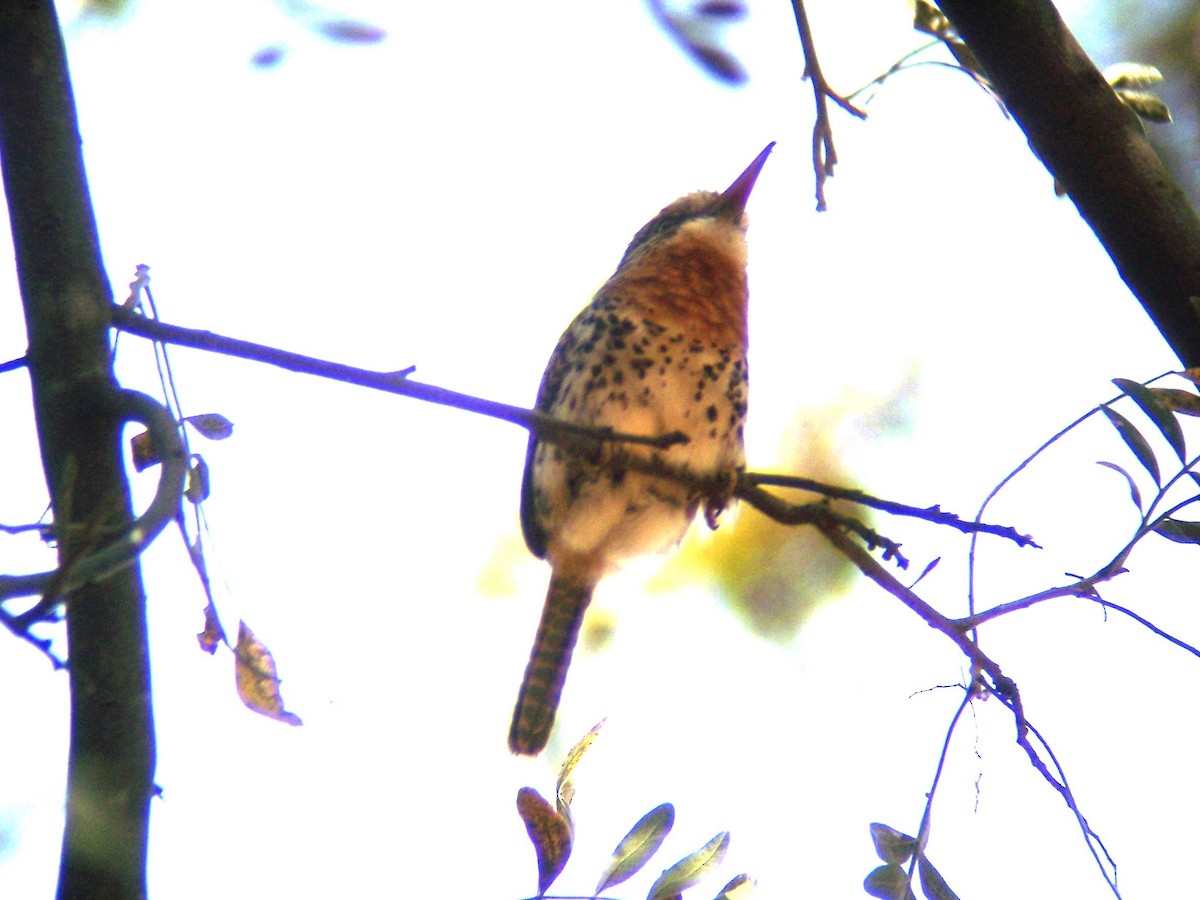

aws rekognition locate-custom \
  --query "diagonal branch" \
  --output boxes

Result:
[110,305,687,452]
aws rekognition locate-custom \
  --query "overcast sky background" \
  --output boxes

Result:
[1,1,1197,897]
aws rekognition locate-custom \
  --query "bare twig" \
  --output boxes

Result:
[745,471,1035,546]
[1092,596,1200,659]
[1008,710,1122,897]
[915,688,973,852]
[110,305,688,453]
[788,0,865,210]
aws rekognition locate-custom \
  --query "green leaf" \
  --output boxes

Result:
[1113,378,1186,462]
[1095,460,1142,511]
[595,803,675,894]
[869,823,917,865]
[713,872,756,899]
[1101,404,1160,484]
[863,863,916,900]
[515,787,572,896]
[1116,89,1172,123]
[647,831,730,900]
[1103,61,1164,89]
[557,719,604,819]
[1154,517,1200,546]
[917,855,962,900]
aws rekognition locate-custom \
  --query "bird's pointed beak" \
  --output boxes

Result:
[721,142,775,215]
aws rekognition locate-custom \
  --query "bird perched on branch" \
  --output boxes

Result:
[509,143,774,756]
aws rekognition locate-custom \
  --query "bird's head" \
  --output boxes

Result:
[616,142,775,272]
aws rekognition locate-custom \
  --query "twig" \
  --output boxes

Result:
[111,305,688,453]
[744,471,1036,546]
[788,0,865,210]
[1092,596,1200,659]
[1007,710,1122,897]
[915,688,973,852]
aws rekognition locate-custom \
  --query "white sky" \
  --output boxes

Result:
[0,0,1196,898]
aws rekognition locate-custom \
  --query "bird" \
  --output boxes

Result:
[509,143,774,756]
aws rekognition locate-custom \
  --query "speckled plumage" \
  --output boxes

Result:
[509,144,773,756]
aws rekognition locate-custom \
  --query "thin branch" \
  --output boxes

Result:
[745,471,1036,546]
[1007,709,1122,897]
[110,305,688,452]
[734,482,910,566]
[0,354,27,374]
[788,0,865,210]
[0,521,51,536]
[915,687,973,851]
[1092,596,1200,659]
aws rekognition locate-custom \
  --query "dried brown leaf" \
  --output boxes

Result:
[516,787,572,895]
[234,621,303,726]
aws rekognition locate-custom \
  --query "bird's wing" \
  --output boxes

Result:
[519,432,548,558]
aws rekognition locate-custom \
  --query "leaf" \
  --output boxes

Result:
[1095,460,1143,510]
[917,855,961,900]
[913,0,952,38]
[863,863,915,900]
[910,556,940,589]
[251,45,286,68]
[1103,62,1164,89]
[185,455,210,504]
[869,823,917,865]
[234,622,303,726]
[647,831,730,900]
[596,803,675,894]
[1150,387,1200,417]
[196,595,225,654]
[685,42,747,85]
[130,429,158,471]
[713,873,756,899]
[516,787,572,896]
[695,0,747,20]
[1116,89,1172,123]
[185,412,235,440]
[1180,367,1200,388]
[1101,404,1160,484]
[1153,517,1200,545]
[1113,378,1186,461]
[557,718,604,816]
[314,19,387,44]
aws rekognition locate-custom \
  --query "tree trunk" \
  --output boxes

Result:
[937,0,1200,367]
[0,3,155,897]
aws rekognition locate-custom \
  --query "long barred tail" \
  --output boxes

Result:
[509,575,595,756]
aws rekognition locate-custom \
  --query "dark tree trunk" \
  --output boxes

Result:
[937,0,1200,367]
[0,2,155,897]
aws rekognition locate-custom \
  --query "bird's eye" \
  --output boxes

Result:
[642,213,688,245]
